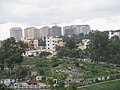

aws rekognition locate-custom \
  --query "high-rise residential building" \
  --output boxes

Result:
[63,26,75,36]
[79,25,91,35]
[24,27,39,39]
[0,40,2,47]
[10,27,23,41]
[38,26,51,38]
[63,25,91,36]
[51,26,62,36]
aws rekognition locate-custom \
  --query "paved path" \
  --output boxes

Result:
[77,79,120,89]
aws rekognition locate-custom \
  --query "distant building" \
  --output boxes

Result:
[10,27,23,41]
[79,25,91,35]
[63,26,74,36]
[51,26,62,36]
[63,25,91,36]
[0,40,2,47]
[109,30,120,39]
[24,27,39,39]
[38,26,51,38]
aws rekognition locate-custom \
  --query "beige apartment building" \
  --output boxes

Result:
[38,26,51,38]
[24,27,39,39]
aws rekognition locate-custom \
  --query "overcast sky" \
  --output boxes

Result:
[0,0,120,40]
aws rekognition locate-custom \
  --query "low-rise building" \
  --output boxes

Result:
[46,36,65,51]
[109,30,120,39]
[77,39,90,50]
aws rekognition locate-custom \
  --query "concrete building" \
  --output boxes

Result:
[0,40,2,47]
[24,27,39,39]
[109,30,120,39]
[63,25,91,36]
[46,36,65,51]
[34,39,39,49]
[21,38,39,49]
[38,26,51,38]
[63,26,74,36]
[79,25,91,35]
[10,27,23,41]
[51,26,62,36]
[77,39,90,50]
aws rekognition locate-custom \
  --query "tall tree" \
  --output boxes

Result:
[1,37,25,78]
[0,47,5,70]
[88,31,109,62]
[107,36,120,64]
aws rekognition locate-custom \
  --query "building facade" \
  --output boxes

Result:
[24,27,39,39]
[109,30,120,39]
[38,26,51,38]
[51,26,62,36]
[46,36,65,51]
[10,27,23,41]
[63,26,74,36]
[63,25,91,36]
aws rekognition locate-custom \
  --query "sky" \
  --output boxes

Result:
[0,0,120,40]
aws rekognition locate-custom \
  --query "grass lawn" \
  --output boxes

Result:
[78,79,120,90]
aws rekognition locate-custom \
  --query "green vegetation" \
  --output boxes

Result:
[88,31,120,64]
[78,79,120,90]
[20,58,120,79]
[0,37,25,78]
[0,84,14,90]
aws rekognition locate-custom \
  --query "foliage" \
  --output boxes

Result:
[88,31,109,62]
[39,51,51,58]
[0,37,25,78]
[38,38,46,46]
[78,79,120,90]
[0,84,14,90]
[57,47,85,58]
[88,31,120,64]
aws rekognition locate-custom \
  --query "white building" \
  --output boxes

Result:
[46,36,65,51]
[78,39,90,50]
[109,30,120,39]
[46,36,56,51]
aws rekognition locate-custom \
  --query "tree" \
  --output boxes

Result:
[39,51,51,58]
[0,37,25,78]
[88,31,109,62]
[0,47,5,71]
[38,38,46,46]
[107,36,120,64]
[15,66,30,79]
[65,39,76,49]
[0,84,14,90]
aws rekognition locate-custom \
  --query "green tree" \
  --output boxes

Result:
[107,36,120,64]
[0,84,14,90]
[38,38,46,46]
[1,37,25,78]
[65,39,76,49]
[0,47,5,71]
[39,51,51,57]
[88,31,109,62]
